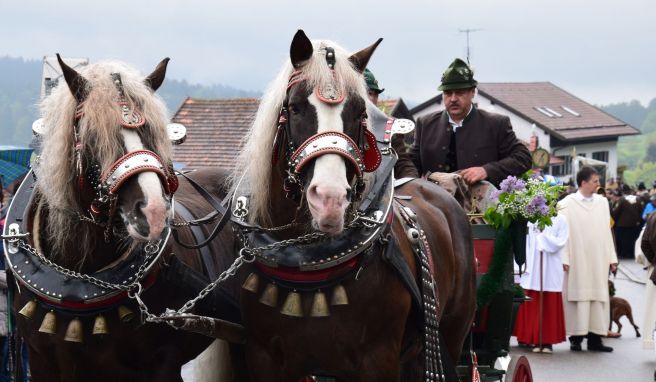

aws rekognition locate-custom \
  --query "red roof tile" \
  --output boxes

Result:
[171,98,259,170]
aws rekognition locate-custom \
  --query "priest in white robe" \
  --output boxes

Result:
[513,214,568,353]
[558,166,618,352]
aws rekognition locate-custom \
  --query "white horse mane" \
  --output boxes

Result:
[231,40,369,226]
[35,60,172,261]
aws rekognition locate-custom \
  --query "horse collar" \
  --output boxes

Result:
[3,172,168,312]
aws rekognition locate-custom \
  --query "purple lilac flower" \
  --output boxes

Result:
[490,190,502,201]
[526,195,548,215]
[499,176,527,193]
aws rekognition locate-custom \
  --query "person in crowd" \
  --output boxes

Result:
[363,68,416,179]
[611,188,644,259]
[408,58,531,186]
[363,68,384,105]
[643,194,656,220]
[513,209,569,353]
[558,166,618,352]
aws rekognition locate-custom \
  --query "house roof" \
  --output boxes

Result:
[171,97,259,170]
[477,82,639,141]
[409,82,640,142]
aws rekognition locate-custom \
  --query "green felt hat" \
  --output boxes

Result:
[364,68,384,94]
[438,58,477,91]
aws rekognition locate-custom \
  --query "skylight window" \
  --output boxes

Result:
[544,107,563,117]
[561,106,581,117]
[534,107,554,118]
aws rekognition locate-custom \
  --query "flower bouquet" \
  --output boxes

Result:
[484,173,564,230]
[477,172,564,308]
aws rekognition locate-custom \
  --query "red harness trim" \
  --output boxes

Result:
[33,271,158,311]
[255,257,359,283]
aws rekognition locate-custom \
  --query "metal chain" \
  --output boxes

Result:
[13,239,160,292]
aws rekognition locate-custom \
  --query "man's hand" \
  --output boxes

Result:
[610,263,618,274]
[460,166,487,184]
[563,264,569,272]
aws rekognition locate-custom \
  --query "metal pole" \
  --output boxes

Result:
[538,250,544,351]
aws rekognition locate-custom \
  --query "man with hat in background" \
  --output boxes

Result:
[364,68,384,105]
[409,58,531,186]
[364,68,419,179]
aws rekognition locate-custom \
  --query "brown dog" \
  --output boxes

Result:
[608,281,641,337]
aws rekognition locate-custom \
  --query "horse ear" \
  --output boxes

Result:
[144,57,170,91]
[290,30,313,68]
[348,38,383,73]
[56,53,89,103]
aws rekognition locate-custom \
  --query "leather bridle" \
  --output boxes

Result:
[271,47,381,203]
[74,73,178,233]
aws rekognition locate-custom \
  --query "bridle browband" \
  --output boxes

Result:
[272,47,381,203]
[74,73,178,234]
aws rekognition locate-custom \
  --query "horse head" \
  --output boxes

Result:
[37,56,176,252]
[243,30,382,236]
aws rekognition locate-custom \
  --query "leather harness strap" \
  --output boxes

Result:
[171,171,232,250]
[174,200,218,279]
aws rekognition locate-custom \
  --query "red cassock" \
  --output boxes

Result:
[513,290,566,345]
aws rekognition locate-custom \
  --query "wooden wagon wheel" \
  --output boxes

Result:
[505,355,533,382]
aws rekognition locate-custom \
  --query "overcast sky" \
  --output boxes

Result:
[2,0,654,106]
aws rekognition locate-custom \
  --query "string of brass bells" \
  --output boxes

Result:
[19,300,136,343]
[242,272,349,318]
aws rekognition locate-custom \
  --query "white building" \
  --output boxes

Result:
[410,82,640,182]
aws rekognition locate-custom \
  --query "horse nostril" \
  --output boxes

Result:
[136,201,147,211]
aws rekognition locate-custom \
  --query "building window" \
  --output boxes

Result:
[552,155,572,176]
[592,151,609,162]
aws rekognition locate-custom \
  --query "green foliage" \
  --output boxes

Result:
[623,162,656,186]
[601,99,648,129]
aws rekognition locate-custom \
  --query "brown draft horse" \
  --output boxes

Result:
[3,56,239,381]
[228,30,476,381]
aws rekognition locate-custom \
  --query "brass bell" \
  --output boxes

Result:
[242,273,260,293]
[331,284,349,306]
[38,310,57,335]
[92,315,109,336]
[19,300,38,320]
[64,317,84,343]
[259,283,279,307]
[310,291,330,317]
[280,291,303,317]
[117,305,134,323]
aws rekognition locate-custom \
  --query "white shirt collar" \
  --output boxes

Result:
[575,190,594,202]
[447,104,473,132]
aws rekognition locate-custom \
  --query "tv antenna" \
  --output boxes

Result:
[459,28,483,64]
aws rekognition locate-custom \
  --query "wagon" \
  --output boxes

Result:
[457,223,534,382]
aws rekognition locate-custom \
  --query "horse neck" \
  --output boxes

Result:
[38,203,125,273]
